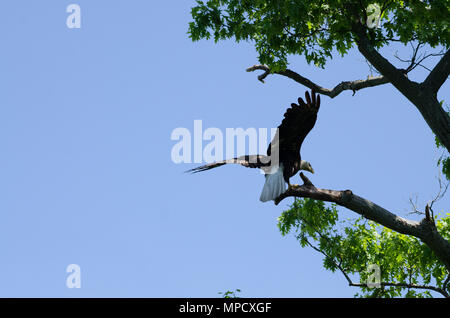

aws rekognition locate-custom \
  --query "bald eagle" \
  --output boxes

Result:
[187,89,320,202]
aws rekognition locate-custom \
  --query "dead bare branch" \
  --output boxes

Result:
[408,194,423,216]
[393,42,445,74]
[246,64,390,98]
[428,172,450,220]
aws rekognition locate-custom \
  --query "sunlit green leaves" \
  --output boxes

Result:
[278,198,450,297]
[188,0,450,70]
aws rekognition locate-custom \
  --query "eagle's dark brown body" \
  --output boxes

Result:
[266,88,320,183]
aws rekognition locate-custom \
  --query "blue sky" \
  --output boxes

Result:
[0,1,448,297]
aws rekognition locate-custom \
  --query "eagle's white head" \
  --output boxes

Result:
[300,160,314,174]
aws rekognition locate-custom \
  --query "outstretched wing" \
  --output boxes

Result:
[267,89,320,156]
[186,155,271,173]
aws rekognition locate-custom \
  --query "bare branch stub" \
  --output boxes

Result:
[299,172,314,187]
[425,204,432,222]
[246,65,271,83]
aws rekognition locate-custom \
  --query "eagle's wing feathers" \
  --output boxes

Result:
[267,89,320,155]
[187,89,320,176]
[186,155,270,173]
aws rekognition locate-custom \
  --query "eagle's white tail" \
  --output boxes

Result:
[259,165,286,202]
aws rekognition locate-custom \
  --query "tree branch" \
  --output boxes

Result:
[246,64,389,98]
[275,173,450,272]
[393,42,446,74]
[276,174,420,235]
[423,49,450,93]
[353,24,416,97]
[352,23,450,153]
[443,274,450,294]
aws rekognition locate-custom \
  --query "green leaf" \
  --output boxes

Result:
[277,198,450,298]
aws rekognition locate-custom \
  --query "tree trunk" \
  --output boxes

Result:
[412,86,450,150]
[418,217,450,273]
[354,25,450,152]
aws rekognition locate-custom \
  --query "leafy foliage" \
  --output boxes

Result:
[189,0,450,70]
[436,137,450,181]
[278,198,450,297]
[218,289,241,298]
[435,101,450,180]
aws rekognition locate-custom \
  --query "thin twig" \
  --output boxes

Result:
[393,42,446,74]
